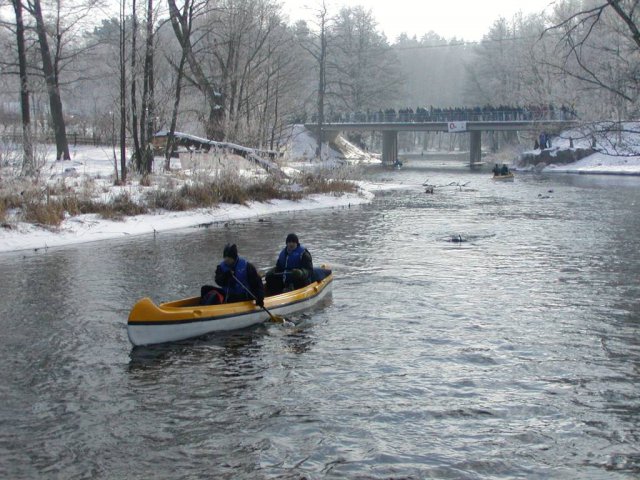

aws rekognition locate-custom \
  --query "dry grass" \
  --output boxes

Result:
[246,178,303,201]
[22,199,66,226]
[216,179,250,205]
[145,176,303,210]
[300,172,358,195]
[139,174,152,187]
[0,197,9,223]
[0,185,149,226]
[101,193,148,220]
[0,162,360,227]
[0,191,23,212]
[146,189,191,211]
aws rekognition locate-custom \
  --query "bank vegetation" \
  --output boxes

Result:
[0,160,359,229]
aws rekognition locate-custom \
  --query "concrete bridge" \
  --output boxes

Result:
[304,120,578,165]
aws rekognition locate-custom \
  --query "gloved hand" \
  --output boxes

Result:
[290,269,304,280]
[256,297,264,308]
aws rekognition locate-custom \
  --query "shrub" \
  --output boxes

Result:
[300,172,358,195]
[101,193,148,219]
[0,191,23,213]
[22,199,66,226]
[0,198,6,223]
[216,178,249,205]
[60,195,82,217]
[179,182,218,208]
[146,189,190,211]
[246,178,303,201]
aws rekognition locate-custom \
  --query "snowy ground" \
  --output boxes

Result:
[516,123,640,175]
[2,123,639,254]
[0,127,383,254]
[0,191,375,254]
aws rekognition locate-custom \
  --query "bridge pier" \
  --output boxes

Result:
[469,131,482,166]
[382,130,398,164]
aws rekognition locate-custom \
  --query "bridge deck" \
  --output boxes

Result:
[305,120,576,133]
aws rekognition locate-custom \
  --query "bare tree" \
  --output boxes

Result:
[543,0,640,116]
[129,0,157,174]
[329,6,401,112]
[258,24,303,150]
[10,0,35,175]
[297,1,330,158]
[26,0,70,160]
[140,0,155,173]
[163,0,192,170]
[118,0,127,182]
[217,0,282,142]
[168,0,225,141]
[130,0,141,169]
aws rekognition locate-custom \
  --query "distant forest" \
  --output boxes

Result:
[1,0,639,173]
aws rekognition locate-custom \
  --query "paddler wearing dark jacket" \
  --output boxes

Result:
[214,243,264,306]
[265,233,313,294]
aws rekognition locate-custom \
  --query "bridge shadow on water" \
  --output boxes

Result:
[393,152,492,174]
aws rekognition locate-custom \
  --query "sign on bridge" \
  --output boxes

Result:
[448,121,467,133]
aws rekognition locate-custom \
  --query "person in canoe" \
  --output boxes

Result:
[205,243,264,306]
[500,164,510,175]
[265,233,314,294]
[492,163,501,176]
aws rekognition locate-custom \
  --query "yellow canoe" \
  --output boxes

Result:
[492,172,515,181]
[128,270,333,346]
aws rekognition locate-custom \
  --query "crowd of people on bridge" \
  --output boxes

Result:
[308,104,577,124]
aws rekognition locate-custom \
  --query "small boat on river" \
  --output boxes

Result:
[128,268,333,346]
[492,172,515,181]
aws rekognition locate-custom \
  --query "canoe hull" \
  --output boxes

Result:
[492,173,515,181]
[127,274,333,346]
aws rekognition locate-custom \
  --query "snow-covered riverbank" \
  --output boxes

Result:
[514,123,640,175]
[0,127,384,254]
[4,123,640,254]
[0,189,377,254]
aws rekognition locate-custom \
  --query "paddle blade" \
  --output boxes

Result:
[269,313,286,323]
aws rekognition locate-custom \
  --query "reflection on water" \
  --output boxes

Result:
[127,327,265,372]
[1,162,640,478]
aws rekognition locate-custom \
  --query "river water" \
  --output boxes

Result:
[1,157,639,479]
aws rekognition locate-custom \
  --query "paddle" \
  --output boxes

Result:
[230,272,286,324]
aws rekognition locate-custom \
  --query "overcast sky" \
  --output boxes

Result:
[282,0,557,42]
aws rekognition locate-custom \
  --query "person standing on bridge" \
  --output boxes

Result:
[539,132,547,150]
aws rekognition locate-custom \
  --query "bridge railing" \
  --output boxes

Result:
[313,108,578,124]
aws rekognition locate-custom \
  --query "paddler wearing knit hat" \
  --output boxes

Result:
[213,243,264,305]
[265,233,314,295]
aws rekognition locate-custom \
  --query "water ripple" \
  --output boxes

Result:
[1,167,640,478]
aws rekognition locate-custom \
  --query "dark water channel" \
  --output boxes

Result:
[1,157,639,479]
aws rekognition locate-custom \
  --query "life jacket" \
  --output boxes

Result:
[277,245,308,284]
[218,257,249,299]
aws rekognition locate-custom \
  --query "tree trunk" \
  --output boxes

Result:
[270,76,280,151]
[261,62,271,149]
[30,0,70,161]
[315,12,327,158]
[167,0,224,142]
[130,0,142,172]
[165,48,187,171]
[140,0,154,174]
[13,0,34,175]
[119,0,127,182]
